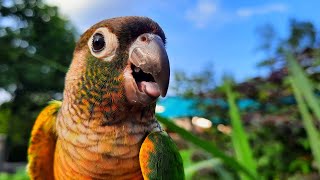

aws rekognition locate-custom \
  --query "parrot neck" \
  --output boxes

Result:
[62,82,156,124]
[63,53,157,124]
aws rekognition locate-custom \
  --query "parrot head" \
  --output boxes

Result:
[64,16,169,121]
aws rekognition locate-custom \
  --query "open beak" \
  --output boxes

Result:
[124,33,170,105]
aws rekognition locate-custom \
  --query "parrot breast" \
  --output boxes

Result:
[54,103,161,179]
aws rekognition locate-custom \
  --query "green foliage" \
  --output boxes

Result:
[180,149,194,171]
[180,149,234,180]
[287,53,320,122]
[0,108,11,134]
[171,65,215,97]
[224,80,258,179]
[186,159,223,180]
[290,77,320,172]
[288,54,320,172]
[287,20,316,50]
[0,0,76,160]
[0,168,29,180]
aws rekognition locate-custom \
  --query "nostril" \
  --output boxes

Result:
[140,35,147,42]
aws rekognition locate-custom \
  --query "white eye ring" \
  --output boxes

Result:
[88,27,119,61]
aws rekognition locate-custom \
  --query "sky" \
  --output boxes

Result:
[45,0,320,84]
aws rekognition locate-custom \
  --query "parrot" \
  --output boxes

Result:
[27,16,184,180]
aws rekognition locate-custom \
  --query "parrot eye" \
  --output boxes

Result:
[88,27,119,61]
[92,33,105,52]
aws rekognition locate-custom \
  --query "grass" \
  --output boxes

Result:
[286,52,320,121]
[287,52,320,172]
[0,168,29,180]
[180,149,234,179]
[224,80,258,179]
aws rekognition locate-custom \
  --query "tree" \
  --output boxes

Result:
[0,0,77,161]
[171,64,215,98]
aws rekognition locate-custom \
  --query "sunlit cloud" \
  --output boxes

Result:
[46,0,92,16]
[236,3,288,17]
[45,0,137,31]
[185,0,219,28]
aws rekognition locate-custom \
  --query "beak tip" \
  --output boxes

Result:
[158,79,169,98]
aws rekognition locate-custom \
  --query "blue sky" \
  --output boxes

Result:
[45,0,320,85]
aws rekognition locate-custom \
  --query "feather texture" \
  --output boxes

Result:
[27,101,61,180]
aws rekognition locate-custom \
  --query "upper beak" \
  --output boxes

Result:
[128,33,170,97]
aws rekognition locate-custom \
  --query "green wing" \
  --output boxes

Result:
[139,131,185,180]
[27,100,61,180]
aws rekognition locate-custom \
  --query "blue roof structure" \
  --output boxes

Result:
[156,96,260,122]
[156,96,204,118]
[237,98,260,110]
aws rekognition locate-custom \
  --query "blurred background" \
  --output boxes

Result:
[1,0,320,179]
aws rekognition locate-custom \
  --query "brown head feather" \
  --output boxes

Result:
[75,16,166,52]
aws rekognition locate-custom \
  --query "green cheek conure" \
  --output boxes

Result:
[27,16,184,180]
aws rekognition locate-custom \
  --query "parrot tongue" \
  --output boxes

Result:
[137,81,161,98]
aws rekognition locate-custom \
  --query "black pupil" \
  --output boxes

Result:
[92,33,105,52]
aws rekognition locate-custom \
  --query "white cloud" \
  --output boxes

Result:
[45,0,138,31]
[185,1,289,28]
[46,0,92,17]
[185,0,218,28]
[236,3,288,17]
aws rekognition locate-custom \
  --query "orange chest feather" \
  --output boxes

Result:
[53,112,160,179]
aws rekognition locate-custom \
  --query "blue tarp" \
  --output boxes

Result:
[156,96,204,118]
[156,96,260,120]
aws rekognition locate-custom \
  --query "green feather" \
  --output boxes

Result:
[141,131,185,180]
